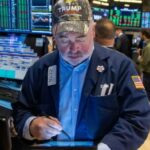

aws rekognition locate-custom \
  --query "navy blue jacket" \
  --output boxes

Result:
[12,43,150,150]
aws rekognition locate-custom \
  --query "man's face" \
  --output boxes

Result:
[54,22,95,66]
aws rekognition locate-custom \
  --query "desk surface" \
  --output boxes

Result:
[12,139,96,150]
[31,141,96,150]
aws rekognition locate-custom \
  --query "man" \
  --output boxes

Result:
[138,29,150,100]
[12,0,150,150]
[114,28,131,58]
[95,18,115,48]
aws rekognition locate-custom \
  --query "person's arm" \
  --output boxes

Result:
[12,64,63,140]
[12,66,39,138]
[100,59,150,150]
[23,116,37,140]
[141,46,150,67]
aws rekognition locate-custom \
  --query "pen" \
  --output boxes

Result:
[61,130,71,140]
[43,115,71,140]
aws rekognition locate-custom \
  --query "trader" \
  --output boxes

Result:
[12,0,150,150]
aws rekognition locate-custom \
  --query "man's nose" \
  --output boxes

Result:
[70,42,79,52]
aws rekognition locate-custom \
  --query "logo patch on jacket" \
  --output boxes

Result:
[131,76,144,89]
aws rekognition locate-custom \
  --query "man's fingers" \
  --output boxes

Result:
[45,117,62,131]
[46,127,61,136]
[47,116,60,124]
[47,120,62,131]
[36,126,61,140]
[30,116,63,140]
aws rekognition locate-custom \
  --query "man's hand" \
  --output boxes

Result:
[29,116,62,140]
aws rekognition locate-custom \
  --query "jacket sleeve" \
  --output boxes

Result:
[12,65,41,138]
[101,59,150,150]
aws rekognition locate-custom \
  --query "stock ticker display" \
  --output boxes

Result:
[109,7,142,28]
[0,0,52,35]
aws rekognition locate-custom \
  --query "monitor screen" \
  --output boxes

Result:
[0,34,39,80]
[92,7,109,21]
[142,12,150,28]
[0,0,52,35]
[109,7,142,28]
[32,141,94,148]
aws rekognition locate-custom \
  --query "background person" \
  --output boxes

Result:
[12,0,150,150]
[95,18,115,48]
[114,28,132,58]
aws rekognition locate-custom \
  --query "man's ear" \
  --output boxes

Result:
[93,21,96,30]
[92,22,96,37]
[52,25,57,38]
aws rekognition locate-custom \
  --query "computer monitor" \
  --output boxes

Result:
[92,7,109,21]
[0,0,52,35]
[109,7,142,28]
[0,33,39,80]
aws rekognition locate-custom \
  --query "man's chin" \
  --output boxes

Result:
[63,56,88,66]
[68,59,88,66]
[66,59,81,66]
[68,61,80,66]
